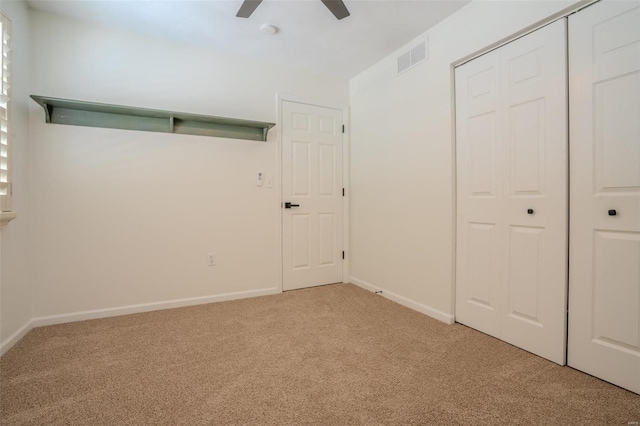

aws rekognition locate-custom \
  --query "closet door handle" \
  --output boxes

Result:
[527,209,534,215]
[608,209,617,216]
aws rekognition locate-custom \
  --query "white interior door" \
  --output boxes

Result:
[456,20,568,364]
[568,0,640,394]
[282,101,344,291]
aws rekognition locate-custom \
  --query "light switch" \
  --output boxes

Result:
[266,177,273,188]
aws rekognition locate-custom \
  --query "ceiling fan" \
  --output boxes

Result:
[236,0,351,20]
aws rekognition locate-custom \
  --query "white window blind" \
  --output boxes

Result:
[0,12,11,212]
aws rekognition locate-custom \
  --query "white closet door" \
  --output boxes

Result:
[455,48,503,339]
[568,0,640,394]
[499,20,568,364]
[456,20,568,364]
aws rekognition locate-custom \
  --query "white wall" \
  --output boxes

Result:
[0,0,32,348]
[28,10,348,319]
[349,0,582,322]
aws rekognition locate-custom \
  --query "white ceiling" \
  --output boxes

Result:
[26,0,471,79]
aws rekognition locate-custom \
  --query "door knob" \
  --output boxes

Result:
[527,209,534,215]
[608,209,617,216]
[284,202,300,209]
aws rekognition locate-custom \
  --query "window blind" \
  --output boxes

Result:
[0,12,11,212]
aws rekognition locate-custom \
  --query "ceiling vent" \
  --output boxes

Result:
[397,40,428,75]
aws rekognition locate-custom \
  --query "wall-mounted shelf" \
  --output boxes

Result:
[30,95,275,142]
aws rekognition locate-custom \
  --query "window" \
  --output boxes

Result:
[0,11,10,213]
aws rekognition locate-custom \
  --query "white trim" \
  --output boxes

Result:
[277,93,348,114]
[342,104,350,282]
[31,287,280,328]
[0,287,279,356]
[450,62,458,319]
[452,0,598,68]
[0,318,33,356]
[276,93,350,290]
[275,94,284,293]
[349,277,455,325]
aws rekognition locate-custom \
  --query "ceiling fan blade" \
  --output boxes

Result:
[320,0,350,20]
[236,0,263,18]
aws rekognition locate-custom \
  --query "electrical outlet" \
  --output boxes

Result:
[207,253,216,266]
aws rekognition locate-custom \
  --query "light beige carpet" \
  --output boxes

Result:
[1,283,638,425]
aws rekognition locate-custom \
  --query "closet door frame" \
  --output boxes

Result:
[451,0,601,363]
[452,2,601,314]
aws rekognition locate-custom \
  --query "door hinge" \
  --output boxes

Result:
[342,251,345,260]
[342,125,345,133]
[342,188,345,197]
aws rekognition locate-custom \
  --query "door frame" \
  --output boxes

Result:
[276,93,350,293]
[450,0,601,320]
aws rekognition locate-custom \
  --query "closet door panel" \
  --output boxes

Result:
[568,0,640,394]
[456,19,567,364]
[500,19,568,365]
[455,49,503,338]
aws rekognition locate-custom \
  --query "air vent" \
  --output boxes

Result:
[411,42,427,64]
[397,40,428,75]
[397,51,411,74]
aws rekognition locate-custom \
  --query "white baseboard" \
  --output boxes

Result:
[1,287,280,356]
[0,319,34,356]
[32,287,281,328]
[349,277,455,325]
